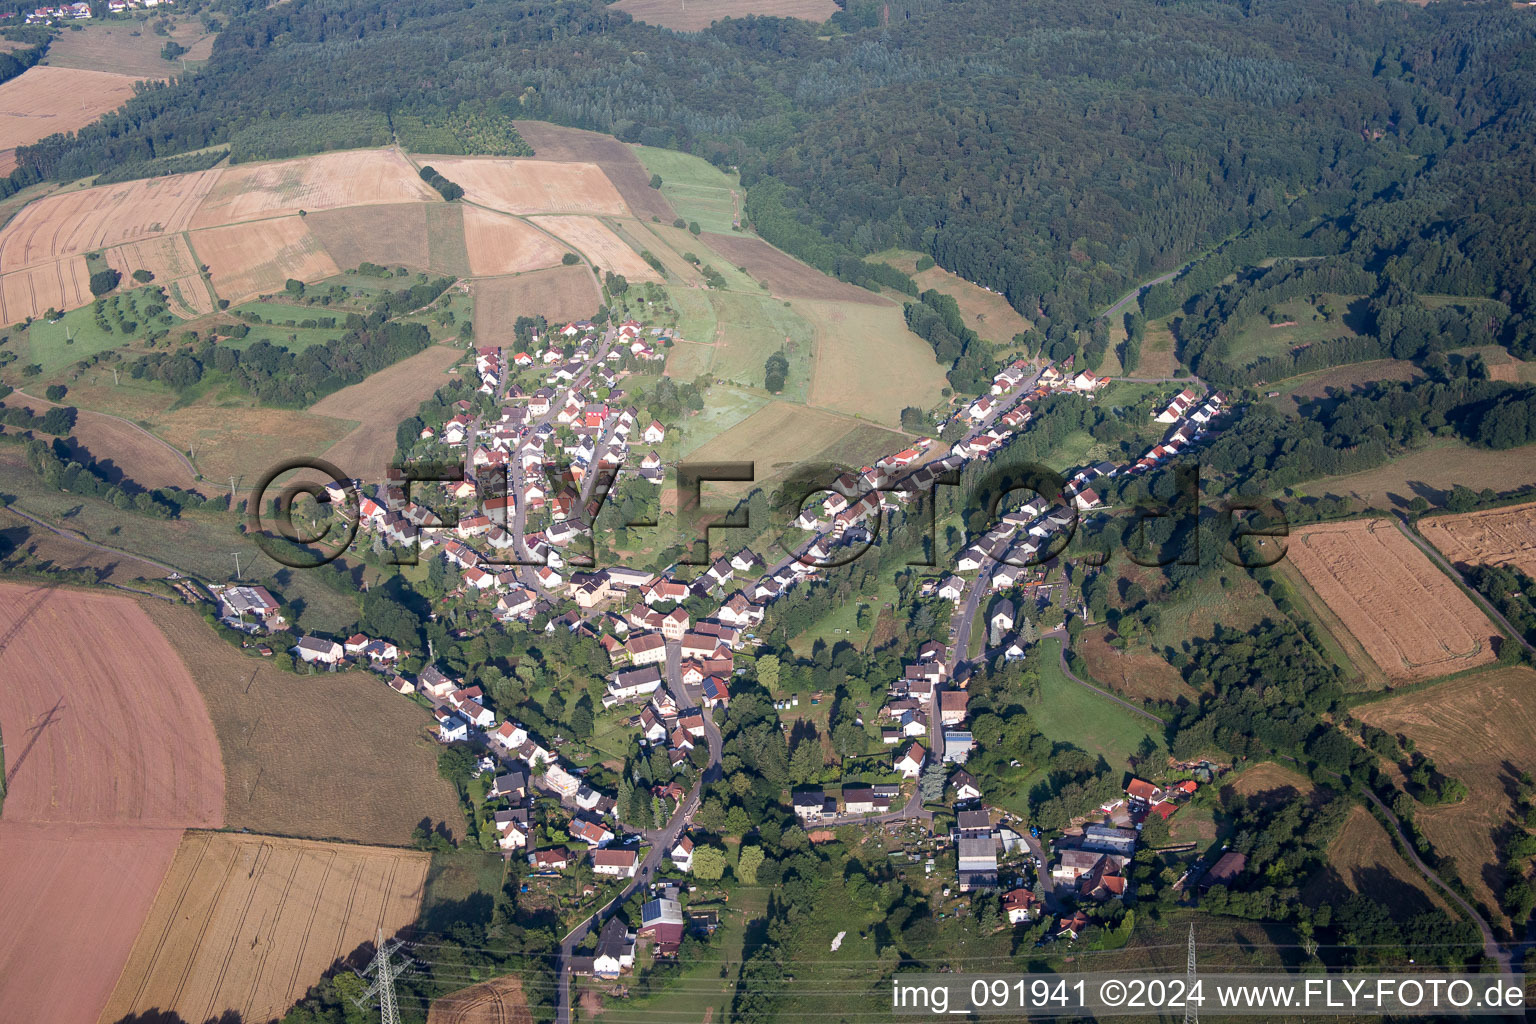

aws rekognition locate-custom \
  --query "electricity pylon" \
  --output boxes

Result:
[353,928,408,1024]
[1184,922,1198,1024]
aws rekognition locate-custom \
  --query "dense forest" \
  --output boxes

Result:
[6,0,1535,338]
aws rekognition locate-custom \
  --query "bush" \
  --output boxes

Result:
[561,252,580,266]
[43,384,66,401]
[649,173,662,189]
[88,268,121,296]
[131,269,154,283]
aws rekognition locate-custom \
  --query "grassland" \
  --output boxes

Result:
[634,146,741,233]
[610,0,837,30]
[1221,760,1318,810]
[706,290,814,402]
[794,297,948,428]
[41,17,216,76]
[1355,666,1536,931]
[1301,805,1450,920]
[147,599,466,844]
[1222,294,1367,368]
[1032,637,1163,769]
[875,248,1033,346]
[1077,627,1190,704]
[1293,439,1536,512]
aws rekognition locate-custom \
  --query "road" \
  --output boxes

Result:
[15,388,202,486]
[1101,268,1181,322]
[553,637,722,1024]
[1043,627,1167,725]
[1392,517,1534,654]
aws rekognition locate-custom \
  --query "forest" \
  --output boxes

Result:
[3,0,1532,346]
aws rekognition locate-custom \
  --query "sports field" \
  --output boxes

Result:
[1356,667,1536,929]
[101,831,430,1024]
[1287,519,1499,681]
[1420,501,1536,577]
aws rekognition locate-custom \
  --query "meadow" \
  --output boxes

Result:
[634,145,741,233]
[1031,637,1164,769]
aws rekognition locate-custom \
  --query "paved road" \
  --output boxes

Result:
[1392,517,1534,654]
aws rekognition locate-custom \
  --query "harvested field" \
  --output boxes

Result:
[464,206,570,276]
[4,390,199,492]
[531,214,661,282]
[474,265,600,336]
[1287,519,1499,681]
[0,168,220,271]
[0,821,185,1024]
[0,582,225,1024]
[147,599,464,844]
[612,0,837,31]
[0,66,142,175]
[1078,630,1191,704]
[0,582,225,827]
[1357,667,1536,930]
[425,156,629,216]
[306,201,432,273]
[796,298,949,428]
[101,831,431,1024]
[1299,440,1536,513]
[1302,806,1448,920]
[427,203,473,278]
[429,976,535,1024]
[701,232,888,303]
[104,232,213,316]
[1421,501,1536,578]
[0,255,91,323]
[191,149,437,227]
[41,18,216,76]
[684,400,858,494]
[1280,359,1425,407]
[312,343,465,486]
[513,121,676,222]
[1222,761,1318,811]
[191,215,341,304]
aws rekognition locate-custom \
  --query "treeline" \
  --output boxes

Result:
[93,147,227,186]
[0,401,76,435]
[1463,564,1536,648]
[392,103,533,156]
[904,288,995,393]
[23,437,228,519]
[745,179,916,294]
[418,164,464,202]
[0,36,46,87]
[227,111,392,163]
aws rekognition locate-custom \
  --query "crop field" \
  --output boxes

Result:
[1295,439,1536,513]
[306,201,434,272]
[701,232,887,303]
[101,831,431,1024]
[191,215,342,304]
[40,17,216,76]
[0,168,220,271]
[0,582,225,1024]
[192,149,437,226]
[0,67,143,176]
[528,214,661,282]
[1136,318,1182,377]
[428,976,535,1024]
[104,231,214,316]
[312,343,466,486]
[1302,806,1448,921]
[0,255,91,324]
[1356,667,1536,930]
[148,600,465,844]
[511,120,676,222]
[474,264,600,334]
[1286,519,1499,681]
[612,0,838,30]
[1078,629,1190,704]
[464,206,571,275]
[634,145,739,233]
[795,298,949,427]
[1420,501,1536,577]
[424,156,629,216]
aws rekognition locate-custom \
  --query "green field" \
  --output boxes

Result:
[704,291,815,401]
[1222,293,1366,367]
[1032,638,1163,768]
[634,146,741,234]
[16,286,178,376]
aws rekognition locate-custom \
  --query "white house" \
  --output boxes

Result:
[896,741,928,779]
[591,847,639,878]
[293,636,343,665]
[671,835,695,872]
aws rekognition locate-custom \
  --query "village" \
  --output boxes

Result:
[218,312,1232,978]
[20,0,171,23]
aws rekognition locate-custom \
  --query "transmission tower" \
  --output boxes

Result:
[353,928,409,1024]
[1184,922,1198,1024]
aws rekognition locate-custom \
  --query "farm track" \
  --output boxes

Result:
[15,387,199,484]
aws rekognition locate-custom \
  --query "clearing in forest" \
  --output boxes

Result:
[612,0,837,31]
[1286,518,1499,681]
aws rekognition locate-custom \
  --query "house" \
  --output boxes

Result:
[671,835,695,872]
[1125,778,1162,804]
[494,809,529,851]
[955,808,992,838]
[591,847,639,878]
[895,742,927,779]
[1200,851,1248,892]
[591,917,636,979]
[293,636,343,665]
[639,897,686,954]
[492,721,528,752]
[625,632,668,667]
[701,675,730,708]
[842,786,875,815]
[1081,824,1138,856]
[1148,800,1180,821]
[530,847,572,871]
[219,585,283,626]
[937,576,966,601]
[434,709,470,743]
[1071,370,1107,392]
[792,790,832,821]
[990,598,1015,633]
[1055,910,1091,941]
[643,420,666,444]
[1003,888,1037,924]
[570,816,615,848]
[938,689,969,726]
[608,664,664,701]
[661,607,690,640]
[952,769,982,802]
[956,835,999,891]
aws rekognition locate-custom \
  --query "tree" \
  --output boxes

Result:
[649,173,663,189]
[131,268,154,283]
[89,268,121,296]
[43,384,67,401]
[764,351,789,393]
[725,805,752,837]
[756,653,781,693]
[737,844,763,884]
[562,252,580,265]
[688,221,702,236]
[437,746,476,790]
[900,405,927,432]
[570,694,594,737]
[692,844,727,880]
[790,738,822,782]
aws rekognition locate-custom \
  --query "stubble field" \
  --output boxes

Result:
[0,66,143,175]
[464,205,571,275]
[512,120,677,222]
[191,214,342,304]
[100,831,431,1024]
[428,976,535,1024]
[796,298,949,427]
[1286,519,1498,681]
[473,264,601,332]
[1420,501,1536,577]
[0,255,91,323]
[104,231,214,316]
[1356,667,1536,930]
[424,156,630,216]
[702,232,888,303]
[191,149,437,226]
[531,214,662,282]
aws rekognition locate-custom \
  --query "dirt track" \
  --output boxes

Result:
[429,976,535,1024]
[1288,519,1499,681]
[1420,501,1536,577]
